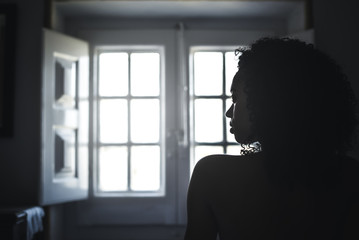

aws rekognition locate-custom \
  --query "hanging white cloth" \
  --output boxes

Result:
[24,207,45,240]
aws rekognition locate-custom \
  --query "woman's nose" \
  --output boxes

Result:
[225,104,233,118]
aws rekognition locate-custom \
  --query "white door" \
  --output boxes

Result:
[41,29,89,205]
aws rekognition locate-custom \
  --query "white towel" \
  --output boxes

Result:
[24,207,45,240]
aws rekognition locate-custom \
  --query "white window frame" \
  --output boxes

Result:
[94,46,166,197]
[73,29,181,226]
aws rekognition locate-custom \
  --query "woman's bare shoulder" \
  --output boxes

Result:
[194,154,241,170]
[192,153,264,179]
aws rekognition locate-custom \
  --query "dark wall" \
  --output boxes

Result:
[313,0,359,158]
[0,0,43,206]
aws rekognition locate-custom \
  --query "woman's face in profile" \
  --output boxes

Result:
[225,71,253,144]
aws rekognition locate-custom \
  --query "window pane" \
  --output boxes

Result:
[99,99,128,143]
[131,146,161,191]
[225,51,239,96]
[226,99,237,143]
[99,146,128,191]
[226,145,241,155]
[131,53,160,96]
[194,99,223,142]
[194,52,223,96]
[194,146,224,165]
[99,53,128,96]
[130,99,160,143]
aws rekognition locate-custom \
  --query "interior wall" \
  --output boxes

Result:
[313,0,359,159]
[287,0,305,34]
[0,0,43,206]
[61,17,287,38]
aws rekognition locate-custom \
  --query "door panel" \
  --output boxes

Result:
[41,29,89,205]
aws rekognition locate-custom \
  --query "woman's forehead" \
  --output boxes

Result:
[230,71,242,92]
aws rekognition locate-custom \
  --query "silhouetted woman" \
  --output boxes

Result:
[185,38,359,240]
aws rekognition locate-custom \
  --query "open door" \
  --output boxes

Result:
[41,29,89,205]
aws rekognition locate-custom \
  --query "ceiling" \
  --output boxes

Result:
[55,0,305,20]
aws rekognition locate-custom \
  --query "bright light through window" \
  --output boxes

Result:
[131,53,160,96]
[97,49,163,195]
[194,99,223,142]
[194,52,223,96]
[99,146,128,191]
[130,99,160,143]
[131,146,160,191]
[99,99,128,143]
[99,53,128,96]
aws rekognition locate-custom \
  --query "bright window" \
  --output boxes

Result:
[190,49,241,169]
[96,49,164,196]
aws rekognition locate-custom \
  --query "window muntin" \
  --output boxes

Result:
[96,49,164,196]
[190,49,240,168]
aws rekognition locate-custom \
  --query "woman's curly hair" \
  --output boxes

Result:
[235,37,357,155]
[234,38,357,187]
